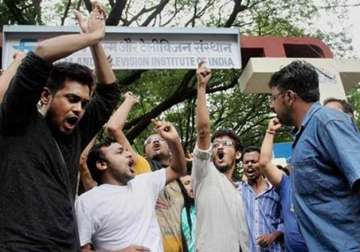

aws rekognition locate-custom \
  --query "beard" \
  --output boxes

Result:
[276,106,293,126]
[109,166,134,185]
[214,161,233,173]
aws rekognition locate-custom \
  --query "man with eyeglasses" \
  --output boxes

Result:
[269,61,360,251]
[192,62,249,252]
[143,132,186,252]
[238,146,284,252]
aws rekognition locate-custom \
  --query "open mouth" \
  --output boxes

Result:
[65,116,79,127]
[128,159,135,174]
[246,166,256,177]
[217,151,224,160]
[153,144,161,152]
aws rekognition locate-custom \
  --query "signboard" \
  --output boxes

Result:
[2,26,241,70]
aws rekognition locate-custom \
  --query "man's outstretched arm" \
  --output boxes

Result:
[258,118,283,187]
[106,92,139,159]
[153,120,186,184]
[35,7,104,63]
[0,6,105,131]
[75,5,120,149]
[79,137,98,191]
[75,5,115,85]
[195,62,212,150]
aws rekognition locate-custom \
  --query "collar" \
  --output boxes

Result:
[301,102,322,128]
[241,178,273,195]
[292,102,322,148]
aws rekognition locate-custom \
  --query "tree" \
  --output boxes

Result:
[0,0,356,158]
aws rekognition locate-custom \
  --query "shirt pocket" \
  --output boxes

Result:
[292,158,322,196]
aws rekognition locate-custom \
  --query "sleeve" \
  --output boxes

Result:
[275,175,288,196]
[134,155,151,175]
[191,145,212,192]
[79,82,120,150]
[273,191,284,233]
[0,52,52,132]
[319,119,360,190]
[142,169,166,202]
[75,197,95,247]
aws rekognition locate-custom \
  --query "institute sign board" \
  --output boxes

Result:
[2,26,241,70]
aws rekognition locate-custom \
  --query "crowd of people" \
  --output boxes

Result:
[0,3,359,252]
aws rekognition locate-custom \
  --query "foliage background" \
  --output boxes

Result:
[1,0,359,178]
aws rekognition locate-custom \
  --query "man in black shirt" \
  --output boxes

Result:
[0,6,119,251]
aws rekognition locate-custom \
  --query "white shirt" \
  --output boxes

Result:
[75,169,166,252]
[192,146,249,252]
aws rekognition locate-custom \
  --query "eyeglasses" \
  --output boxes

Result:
[212,140,234,149]
[144,136,165,145]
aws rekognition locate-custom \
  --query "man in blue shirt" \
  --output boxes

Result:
[258,118,308,252]
[239,147,284,252]
[268,61,360,251]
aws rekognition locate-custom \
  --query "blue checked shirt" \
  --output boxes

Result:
[238,181,284,252]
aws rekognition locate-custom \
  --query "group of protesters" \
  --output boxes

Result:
[0,3,359,252]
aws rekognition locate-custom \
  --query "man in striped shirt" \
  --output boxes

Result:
[238,146,284,252]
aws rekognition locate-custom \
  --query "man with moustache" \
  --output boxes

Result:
[103,90,185,252]
[76,121,186,252]
[192,62,249,252]
[144,133,185,252]
[0,6,119,251]
[239,147,283,252]
[269,61,360,251]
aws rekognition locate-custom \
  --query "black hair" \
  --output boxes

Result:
[323,97,354,115]
[241,146,261,161]
[269,61,320,102]
[46,62,95,94]
[211,129,243,152]
[86,137,114,184]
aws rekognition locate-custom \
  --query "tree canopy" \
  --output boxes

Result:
[0,0,358,158]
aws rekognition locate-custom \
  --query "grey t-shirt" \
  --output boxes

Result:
[192,146,249,252]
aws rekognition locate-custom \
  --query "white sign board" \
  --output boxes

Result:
[2,26,241,70]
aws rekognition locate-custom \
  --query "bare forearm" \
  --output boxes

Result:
[168,139,186,175]
[259,132,283,186]
[107,99,136,131]
[35,33,100,63]
[80,164,97,191]
[90,43,116,84]
[196,85,211,149]
[260,132,275,165]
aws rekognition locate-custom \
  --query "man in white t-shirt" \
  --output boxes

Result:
[192,62,249,252]
[75,121,186,252]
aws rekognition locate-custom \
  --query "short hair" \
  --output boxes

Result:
[86,137,114,184]
[269,61,320,102]
[46,62,95,94]
[323,97,354,115]
[211,129,243,152]
[241,146,260,161]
